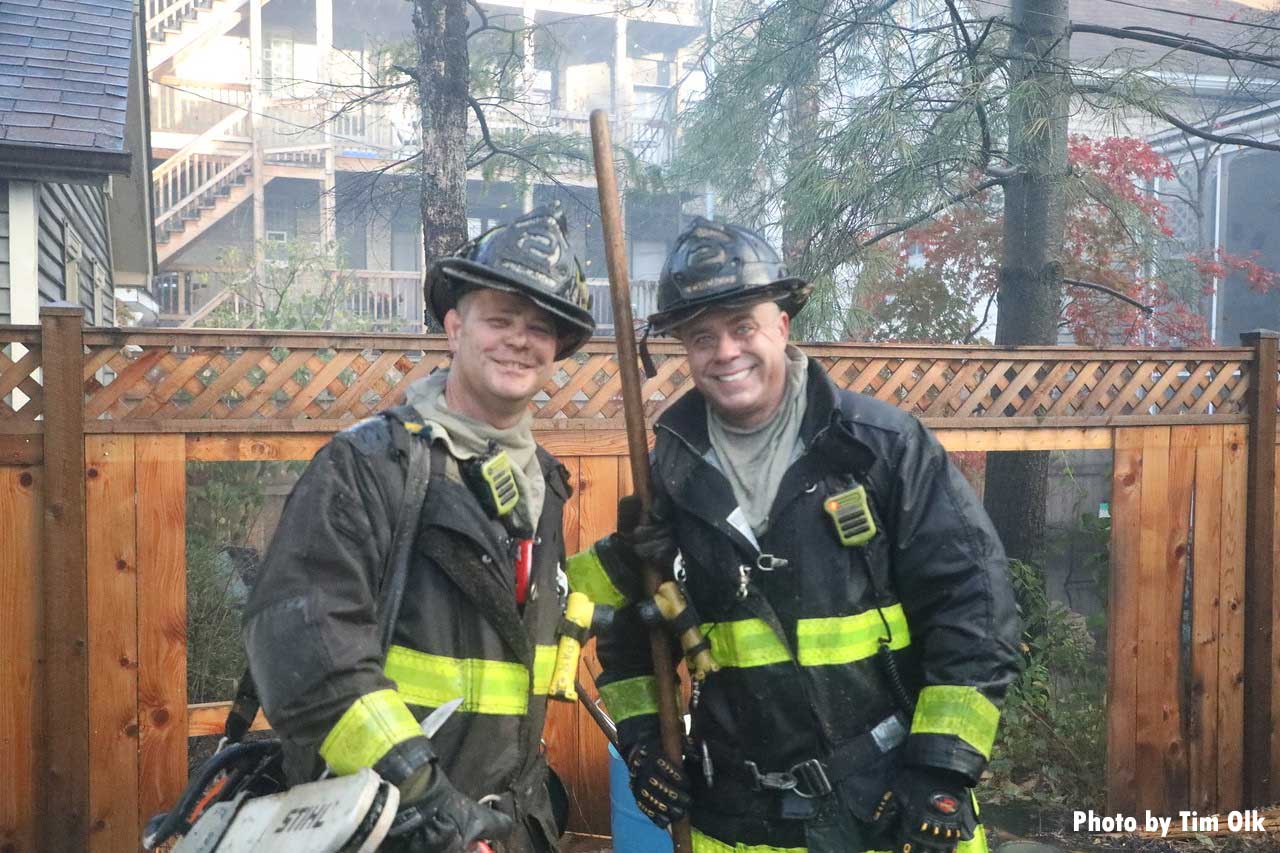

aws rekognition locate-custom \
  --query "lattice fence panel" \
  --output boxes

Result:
[0,329,1265,430]
[0,340,44,420]
[80,343,457,427]
[74,342,1258,427]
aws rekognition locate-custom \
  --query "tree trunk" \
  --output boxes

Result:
[413,0,470,300]
[780,0,825,271]
[986,0,1070,564]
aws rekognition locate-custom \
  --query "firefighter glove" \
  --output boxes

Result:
[627,739,692,829]
[883,767,978,853]
[377,738,514,853]
[618,495,678,570]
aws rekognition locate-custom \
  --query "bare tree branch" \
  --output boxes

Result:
[859,177,1004,248]
[1063,278,1155,313]
[1070,22,1280,73]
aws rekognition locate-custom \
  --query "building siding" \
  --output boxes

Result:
[37,181,115,325]
[0,180,9,324]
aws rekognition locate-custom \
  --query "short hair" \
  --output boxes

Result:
[455,289,478,317]
[674,298,784,339]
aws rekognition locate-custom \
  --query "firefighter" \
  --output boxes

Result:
[567,219,1022,853]
[243,204,595,853]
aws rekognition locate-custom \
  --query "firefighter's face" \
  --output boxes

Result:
[444,289,558,426]
[677,301,791,429]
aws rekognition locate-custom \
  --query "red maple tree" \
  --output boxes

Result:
[858,136,1278,346]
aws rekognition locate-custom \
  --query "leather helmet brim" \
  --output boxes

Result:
[428,257,595,359]
[646,277,811,337]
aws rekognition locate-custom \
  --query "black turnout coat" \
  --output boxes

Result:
[580,361,1022,851]
[244,411,572,852]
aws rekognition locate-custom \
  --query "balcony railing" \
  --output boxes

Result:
[151,78,251,138]
[587,279,659,335]
[150,269,423,331]
[152,78,677,167]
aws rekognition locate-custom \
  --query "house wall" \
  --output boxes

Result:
[1219,148,1280,342]
[0,180,9,324]
[37,182,115,324]
[170,202,255,269]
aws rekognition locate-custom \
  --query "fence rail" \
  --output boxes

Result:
[2,330,1271,435]
[2,312,1278,852]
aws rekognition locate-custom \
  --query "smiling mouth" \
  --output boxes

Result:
[713,367,753,383]
[495,358,535,370]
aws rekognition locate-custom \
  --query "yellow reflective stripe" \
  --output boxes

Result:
[911,685,1001,760]
[386,645,531,715]
[691,825,986,853]
[565,546,628,608]
[532,644,557,695]
[795,604,911,666]
[597,675,659,723]
[701,619,792,668]
[691,828,807,853]
[959,825,990,853]
[701,608,911,670]
[319,689,420,776]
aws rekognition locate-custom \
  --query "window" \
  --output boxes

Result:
[92,261,105,324]
[263,35,295,96]
[391,220,421,272]
[265,230,289,263]
[630,240,666,282]
[63,222,83,302]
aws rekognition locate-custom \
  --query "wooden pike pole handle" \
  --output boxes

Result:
[589,109,692,853]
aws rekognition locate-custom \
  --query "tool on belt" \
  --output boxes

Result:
[549,575,721,707]
[548,592,616,702]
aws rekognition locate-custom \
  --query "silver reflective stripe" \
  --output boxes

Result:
[870,713,907,753]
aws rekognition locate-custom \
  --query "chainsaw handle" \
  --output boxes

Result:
[142,740,278,848]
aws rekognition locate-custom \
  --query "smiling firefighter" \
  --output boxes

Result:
[567,218,1023,853]
[243,203,594,853]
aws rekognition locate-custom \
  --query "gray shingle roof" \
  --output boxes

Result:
[0,0,134,153]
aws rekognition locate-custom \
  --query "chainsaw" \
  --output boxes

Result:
[145,698,494,852]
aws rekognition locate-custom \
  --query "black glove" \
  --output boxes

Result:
[617,494,678,570]
[879,767,978,853]
[626,739,692,829]
[376,737,515,853]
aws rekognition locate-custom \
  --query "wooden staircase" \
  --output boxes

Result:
[145,0,272,71]
[154,149,254,265]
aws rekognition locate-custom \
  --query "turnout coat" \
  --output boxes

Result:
[575,360,1022,851]
[244,412,571,852]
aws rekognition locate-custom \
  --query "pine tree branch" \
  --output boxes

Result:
[1070,22,1280,73]
[1147,106,1280,154]
[463,94,592,216]
[860,177,1004,248]
[943,0,993,171]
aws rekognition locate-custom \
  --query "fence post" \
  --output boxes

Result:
[1241,329,1278,806]
[39,303,88,852]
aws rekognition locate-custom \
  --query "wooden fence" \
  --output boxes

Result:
[1,306,1278,852]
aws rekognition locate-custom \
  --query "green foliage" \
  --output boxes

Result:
[671,0,1280,345]
[981,558,1107,812]
[185,248,376,703]
[670,0,1012,293]
[186,462,266,703]
[195,240,378,332]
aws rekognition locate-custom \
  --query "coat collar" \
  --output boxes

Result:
[414,442,569,666]
[656,357,840,455]
[655,358,875,546]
